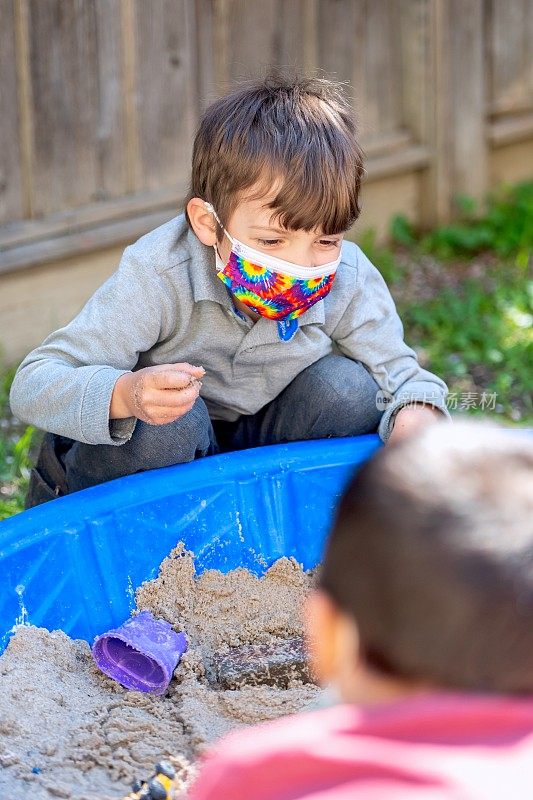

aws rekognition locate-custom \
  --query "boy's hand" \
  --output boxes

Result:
[387,402,446,445]
[110,363,206,425]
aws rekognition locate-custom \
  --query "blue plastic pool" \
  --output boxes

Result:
[0,434,382,655]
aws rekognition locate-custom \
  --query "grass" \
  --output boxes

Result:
[1,180,532,519]
[0,362,43,520]
[357,180,533,425]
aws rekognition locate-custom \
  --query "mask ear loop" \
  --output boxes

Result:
[203,201,234,261]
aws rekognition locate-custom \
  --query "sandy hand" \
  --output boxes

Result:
[112,363,206,425]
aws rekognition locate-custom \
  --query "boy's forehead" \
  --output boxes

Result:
[236,178,289,229]
[238,182,281,220]
[236,190,328,236]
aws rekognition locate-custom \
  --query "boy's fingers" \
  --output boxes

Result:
[166,362,205,377]
[151,370,201,391]
[157,406,193,422]
[149,383,201,408]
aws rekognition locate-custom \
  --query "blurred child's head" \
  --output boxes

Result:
[306,422,533,704]
[186,71,364,267]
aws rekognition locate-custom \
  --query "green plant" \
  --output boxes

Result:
[390,181,533,266]
[360,180,533,425]
[0,363,42,520]
[402,268,533,420]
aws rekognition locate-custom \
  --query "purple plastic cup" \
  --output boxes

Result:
[91,610,187,694]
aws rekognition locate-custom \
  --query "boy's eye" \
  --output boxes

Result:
[256,238,340,247]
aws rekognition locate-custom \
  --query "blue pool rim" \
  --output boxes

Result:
[0,434,382,655]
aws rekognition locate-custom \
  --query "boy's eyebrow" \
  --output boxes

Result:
[250,225,340,236]
[249,225,292,234]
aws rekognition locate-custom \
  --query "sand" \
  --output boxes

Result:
[0,545,320,799]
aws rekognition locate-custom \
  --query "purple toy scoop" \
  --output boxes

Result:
[91,610,187,694]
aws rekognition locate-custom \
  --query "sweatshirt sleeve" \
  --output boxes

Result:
[332,245,452,442]
[9,246,172,446]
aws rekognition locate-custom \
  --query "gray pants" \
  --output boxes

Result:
[64,354,383,493]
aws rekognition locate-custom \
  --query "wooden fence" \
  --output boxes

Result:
[0,0,532,360]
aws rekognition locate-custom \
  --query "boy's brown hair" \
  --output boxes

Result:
[319,421,533,694]
[184,70,364,242]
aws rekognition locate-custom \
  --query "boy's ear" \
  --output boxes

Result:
[186,197,218,247]
[304,589,358,685]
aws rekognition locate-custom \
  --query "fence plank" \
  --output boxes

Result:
[1,0,533,263]
[0,0,24,224]
[318,0,406,145]
[199,0,233,100]
[400,0,434,226]
[429,0,452,222]
[449,0,488,206]
[317,0,366,127]
[120,0,141,194]
[195,0,317,105]
[318,0,368,140]
[93,0,127,201]
[364,0,403,137]
[28,0,101,215]
[488,0,533,116]
[133,0,198,192]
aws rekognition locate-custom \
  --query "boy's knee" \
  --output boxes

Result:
[65,397,214,491]
[303,354,383,436]
[317,353,379,397]
[132,397,214,466]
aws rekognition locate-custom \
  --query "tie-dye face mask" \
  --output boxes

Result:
[204,201,341,322]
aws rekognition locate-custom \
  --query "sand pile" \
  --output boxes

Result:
[0,545,320,799]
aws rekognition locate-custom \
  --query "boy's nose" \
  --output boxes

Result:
[286,248,319,268]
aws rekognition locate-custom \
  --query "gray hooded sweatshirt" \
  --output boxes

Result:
[9,212,451,446]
